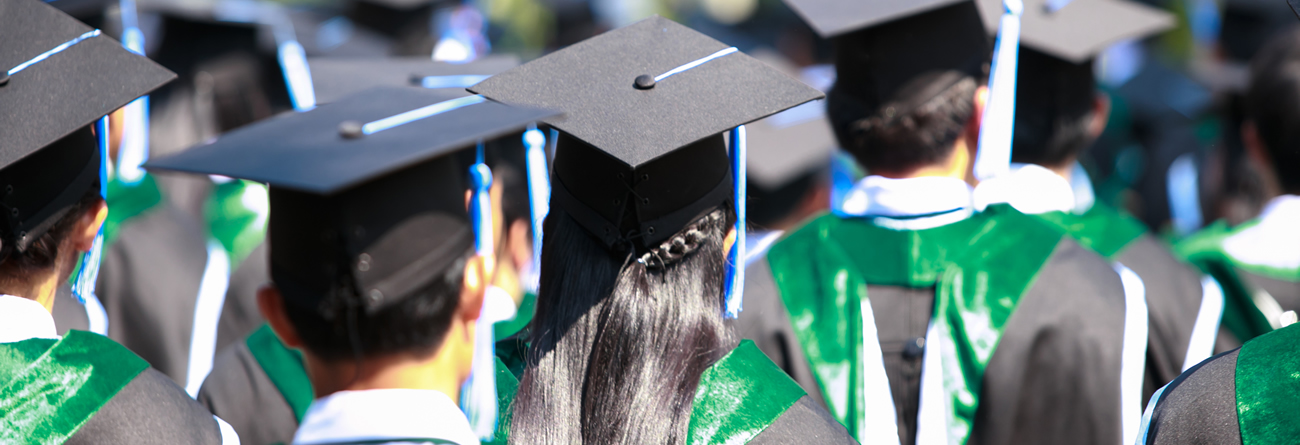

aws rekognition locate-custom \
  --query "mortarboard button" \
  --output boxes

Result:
[634,74,656,90]
[339,120,365,139]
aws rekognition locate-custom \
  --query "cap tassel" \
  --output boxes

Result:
[724,125,746,319]
[522,125,550,293]
[462,141,501,440]
[117,0,150,184]
[973,0,1024,182]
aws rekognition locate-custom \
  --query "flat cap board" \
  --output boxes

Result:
[144,86,558,194]
[468,16,824,169]
[308,55,519,104]
[353,0,449,11]
[782,0,968,38]
[0,0,175,168]
[975,0,1175,63]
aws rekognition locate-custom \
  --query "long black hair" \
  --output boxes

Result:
[509,205,736,444]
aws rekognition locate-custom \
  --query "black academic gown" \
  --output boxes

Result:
[215,242,269,353]
[1139,349,1242,445]
[66,367,233,445]
[197,340,298,445]
[739,236,1127,445]
[97,203,211,385]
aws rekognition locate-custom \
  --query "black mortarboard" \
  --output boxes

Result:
[469,16,823,253]
[0,0,174,251]
[308,55,518,104]
[816,1,990,119]
[145,86,556,312]
[783,0,969,38]
[974,0,1174,64]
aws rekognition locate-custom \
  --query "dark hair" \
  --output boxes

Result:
[509,207,736,444]
[828,76,977,173]
[1009,47,1097,168]
[1247,27,1300,193]
[282,249,471,362]
[0,187,101,274]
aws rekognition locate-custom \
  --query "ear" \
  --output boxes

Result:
[966,85,990,154]
[258,285,305,349]
[70,200,108,253]
[1088,93,1111,140]
[458,255,490,324]
[722,228,737,255]
[506,219,533,273]
[1242,120,1273,170]
[107,108,126,161]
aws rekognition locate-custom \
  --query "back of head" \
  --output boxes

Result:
[511,204,734,445]
[1247,27,1300,194]
[1009,47,1097,168]
[825,1,989,173]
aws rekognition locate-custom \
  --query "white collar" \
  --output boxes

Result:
[0,295,58,343]
[1222,195,1300,271]
[293,389,478,445]
[972,164,1077,215]
[839,175,974,230]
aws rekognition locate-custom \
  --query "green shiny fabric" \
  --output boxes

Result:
[1034,202,1146,260]
[493,292,536,341]
[1235,323,1300,445]
[246,324,314,422]
[206,179,269,269]
[766,205,1062,442]
[103,173,164,246]
[1176,221,1274,343]
[0,331,148,444]
[687,340,806,445]
[483,357,519,445]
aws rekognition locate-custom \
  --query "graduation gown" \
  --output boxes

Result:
[0,297,236,445]
[738,205,1130,445]
[1035,202,1224,399]
[488,340,856,445]
[1139,323,1300,444]
[1176,195,1300,346]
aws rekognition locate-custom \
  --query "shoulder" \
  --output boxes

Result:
[748,396,857,445]
[69,367,230,445]
[198,329,302,445]
[1141,349,1241,445]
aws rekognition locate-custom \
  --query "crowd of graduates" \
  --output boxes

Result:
[3,0,1300,443]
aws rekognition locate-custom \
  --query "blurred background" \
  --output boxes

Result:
[51,0,1300,239]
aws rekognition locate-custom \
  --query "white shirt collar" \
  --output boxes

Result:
[293,389,478,445]
[0,295,58,343]
[1222,195,1300,271]
[838,175,974,230]
[972,163,1077,215]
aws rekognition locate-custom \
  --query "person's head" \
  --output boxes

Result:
[825,1,990,179]
[511,163,735,443]
[1243,27,1300,195]
[1008,47,1109,171]
[0,125,108,310]
[465,17,822,444]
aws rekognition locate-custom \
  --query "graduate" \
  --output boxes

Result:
[468,15,854,444]
[0,0,239,443]
[740,0,1139,443]
[192,57,533,445]
[1174,26,1300,347]
[148,85,554,445]
[965,0,1228,400]
[1137,26,1300,444]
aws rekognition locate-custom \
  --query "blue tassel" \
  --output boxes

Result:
[461,144,499,439]
[724,125,746,319]
[973,0,1024,182]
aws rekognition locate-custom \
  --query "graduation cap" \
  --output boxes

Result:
[1291,0,1300,20]
[973,0,1175,64]
[1,0,174,297]
[469,16,824,317]
[307,55,518,104]
[783,0,990,142]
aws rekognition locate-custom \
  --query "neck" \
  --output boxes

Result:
[1038,159,1076,181]
[0,261,70,312]
[873,138,973,182]
[303,325,471,402]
